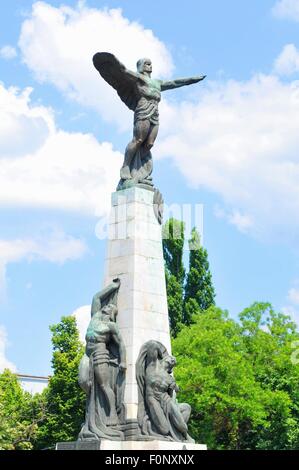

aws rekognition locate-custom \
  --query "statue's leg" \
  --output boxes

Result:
[146,396,170,436]
[180,403,191,424]
[169,402,189,437]
[94,362,118,425]
[121,120,151,180]
[144,124,159,151]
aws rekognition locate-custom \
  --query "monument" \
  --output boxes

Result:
[56,52,207,450]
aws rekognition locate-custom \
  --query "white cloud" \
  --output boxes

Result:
[0,232,87,264]
[0,83,122,215]
[0,231,87,296]
[0,326,17,373]
[282,305,299,326]
[0,84,54,157]
[19,1,174,131]
[272,0,299,22]
[214,205,253,233]
[0,45,17,60]
[288,285,299,305]
[16,4,299,244]
[157,71,299,243]
[274,44,299,75]
[282,280,299,325]
[72,304,90,343]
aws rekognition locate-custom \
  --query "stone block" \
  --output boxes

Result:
[111,187,154,207]
[56,439,207,451]
[124,381,139,403]
[125,404,138,421]
[103,440,207,450]
[103,188,171,417]
[56,441,101,450]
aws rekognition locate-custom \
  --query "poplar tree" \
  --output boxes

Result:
[184,227,215,323]
[162,218,185,336]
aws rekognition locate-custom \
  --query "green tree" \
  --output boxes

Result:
[0,369,45,450]
[163,218,185,335]
[172,304,299,450]
[238,303,299,449]
[35,316,85,449]
[184,227,215,323]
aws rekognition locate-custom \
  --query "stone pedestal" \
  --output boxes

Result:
[104,187,171,422]
[56,440,207,450]
[56,186,207,451]
[100,440,207,451]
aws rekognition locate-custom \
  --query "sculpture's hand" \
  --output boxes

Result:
[161,75,206,91]
[168,381,179,397]
[112,278,121,288]
[119,362,127,371]
[171,382,180,393]
[194,75,206,82]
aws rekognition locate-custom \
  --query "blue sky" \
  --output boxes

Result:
[1,0,299,375]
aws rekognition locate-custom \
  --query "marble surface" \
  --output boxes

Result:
[103,187,171,419]
[100,440,207,450]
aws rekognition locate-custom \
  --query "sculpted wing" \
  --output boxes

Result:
[93,52,138,111]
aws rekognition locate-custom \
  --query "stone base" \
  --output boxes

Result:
[56,440,207,451]
[56,441,101,450]
[102,440,207,451]
[104,187,172,421]
[116,179,155,192]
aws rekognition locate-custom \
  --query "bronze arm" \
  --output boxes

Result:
[161,75,206,91]
[91,278,120,316]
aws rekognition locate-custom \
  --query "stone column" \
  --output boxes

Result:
[103,187,171,421]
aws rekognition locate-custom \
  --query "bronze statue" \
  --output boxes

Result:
[78,279,127,441]
[136,340,194,442]
[93,53,206,190]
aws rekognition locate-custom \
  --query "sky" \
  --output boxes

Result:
[1,0,299,375]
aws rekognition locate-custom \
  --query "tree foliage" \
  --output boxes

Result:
[163,218,185,335]
[35,316,85,449]
[184,227,215,323]
[1,216,297,451]
[162,219,215,333]
[0,369,46,450]
[172,304,299,449]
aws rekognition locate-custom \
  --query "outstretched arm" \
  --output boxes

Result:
[161,75,206,92]
[91,278,120,316]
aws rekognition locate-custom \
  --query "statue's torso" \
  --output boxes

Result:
[86,313,115,343]
[134,76,161,125]
[136,76,161,102]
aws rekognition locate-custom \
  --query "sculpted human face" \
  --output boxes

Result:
[102,303,117,322]
[137,58,152,75]
[162,355,176,373]
[143,59,152,75]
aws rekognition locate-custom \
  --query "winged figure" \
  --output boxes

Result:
[93,52,206,190]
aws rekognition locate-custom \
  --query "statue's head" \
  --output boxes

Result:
[161,354,176,373]
[101,303,118,322]
[137,58,152,75]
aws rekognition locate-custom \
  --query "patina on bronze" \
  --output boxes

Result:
[78,278,127,441]
[136,340,194,443]
[93,52,206,190]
